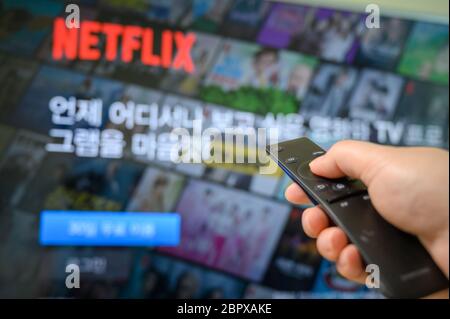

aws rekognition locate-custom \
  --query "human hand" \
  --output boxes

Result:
[285,140,449,297]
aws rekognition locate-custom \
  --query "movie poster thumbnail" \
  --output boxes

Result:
[180,0,232,33]
[0,0,63,56]
[95,0,187,26]
[25,155,125,214]
[31,157,143,212]
[0,54,39,120]
[289,8,362,63]
[65,158,144,208]
[159,179,290,281]
[301,63,358,118]
[146,0,190,26]
[398,22,449,85]
[257,2,310,49]
[17,152,74,214]
[354,17,412,70]
[220,0,270,40]
[159,32,222,96]
[348,69,404,122]
[394,80,449,147]
[311,260,381,299]
[263,208,322,291]
[0,130,48,210]
[126,166,185,213]
[125,252,246,299]
[248,174,280,197]
[201,39,317,115]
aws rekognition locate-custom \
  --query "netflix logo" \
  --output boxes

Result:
[52,18,196,73]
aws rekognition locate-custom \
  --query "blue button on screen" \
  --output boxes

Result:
[39,211,180,247]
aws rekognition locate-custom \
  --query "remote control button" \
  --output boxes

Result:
[339,201,349,208]
[332,183,347,191]
[285,157,298,164]
[324,180,367,203]
[315,183,329,191]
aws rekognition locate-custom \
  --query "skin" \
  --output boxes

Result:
[285,140,449,298]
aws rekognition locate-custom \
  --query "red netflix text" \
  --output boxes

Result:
[52,18,196,73]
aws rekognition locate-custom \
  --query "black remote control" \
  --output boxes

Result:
[266,137,448,298]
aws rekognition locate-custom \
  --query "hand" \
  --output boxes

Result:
[285,140,449,297]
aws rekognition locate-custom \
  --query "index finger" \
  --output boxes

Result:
[285,183,310,205]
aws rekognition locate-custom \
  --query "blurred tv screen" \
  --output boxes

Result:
[0,0,448,299]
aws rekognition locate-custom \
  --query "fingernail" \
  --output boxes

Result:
[309,157,322,170]
[338,258,346,269]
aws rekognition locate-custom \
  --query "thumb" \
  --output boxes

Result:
[309,140,390,186]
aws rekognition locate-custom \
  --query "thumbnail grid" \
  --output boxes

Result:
[0,0,448,299]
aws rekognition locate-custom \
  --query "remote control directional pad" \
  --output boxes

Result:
[297,161,324,180]
[297,161,366,203]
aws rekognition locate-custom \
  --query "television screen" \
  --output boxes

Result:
[0,0,448,299]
